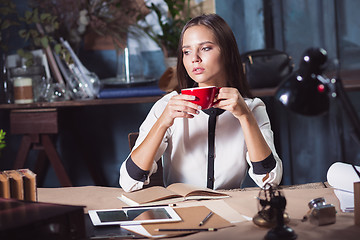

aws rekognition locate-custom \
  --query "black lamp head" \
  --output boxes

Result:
[275,48,330,116]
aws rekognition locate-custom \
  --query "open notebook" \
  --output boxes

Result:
[119,183,229,206]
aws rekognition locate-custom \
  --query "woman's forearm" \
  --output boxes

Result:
[238,113,272,162]
[130,116,169,171]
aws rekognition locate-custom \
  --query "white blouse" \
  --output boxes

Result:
[119,91,283,192]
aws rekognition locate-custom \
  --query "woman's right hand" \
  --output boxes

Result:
[159,94,201,128]
[130,93,200,171]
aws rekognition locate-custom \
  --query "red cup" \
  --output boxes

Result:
[181,86,220,109]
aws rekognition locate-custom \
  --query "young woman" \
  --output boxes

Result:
[119,14,282,192]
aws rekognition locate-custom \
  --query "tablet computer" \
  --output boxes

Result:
[88,206,182,226]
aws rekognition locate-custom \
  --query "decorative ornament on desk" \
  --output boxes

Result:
[302,197,336,226]
[53,38,100,100]
[253,183,297,240]
[0,54,13,104]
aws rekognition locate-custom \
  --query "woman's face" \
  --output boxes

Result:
[182,25,225,87]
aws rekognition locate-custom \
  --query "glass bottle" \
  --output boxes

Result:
[0,54,13,104]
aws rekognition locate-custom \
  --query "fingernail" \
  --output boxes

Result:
[198,106,202,110]
[196,110,200,114]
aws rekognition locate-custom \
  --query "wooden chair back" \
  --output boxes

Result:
[127,132,164,187]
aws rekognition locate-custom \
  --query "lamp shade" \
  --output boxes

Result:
[275,48,330,116]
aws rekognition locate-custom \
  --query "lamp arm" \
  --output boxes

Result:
[333,77,360,145]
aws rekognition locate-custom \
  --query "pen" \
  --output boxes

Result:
[199,211,214,226]
[122,203,176,209]
[155,228,217,232]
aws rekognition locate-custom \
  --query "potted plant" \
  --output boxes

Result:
[30,0,149,52]
[0,0,19,54]
[0,129,6,157]
[140,0,192,67]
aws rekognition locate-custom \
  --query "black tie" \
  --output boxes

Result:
[202,108,225,189]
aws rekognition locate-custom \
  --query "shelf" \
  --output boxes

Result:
[0,69,359,110]
[0,95,162,110]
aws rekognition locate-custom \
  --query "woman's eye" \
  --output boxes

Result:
[183,50,190,55]
[202,46,211,51]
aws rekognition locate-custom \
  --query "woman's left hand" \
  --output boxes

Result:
[214,87,272,162]
[213,87,250,120]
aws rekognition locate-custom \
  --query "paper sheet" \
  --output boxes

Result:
[334,189,354,212]
[176,199,250,223]
[327,162,360,211]
[327,162,360,192]
[122,225,167,238]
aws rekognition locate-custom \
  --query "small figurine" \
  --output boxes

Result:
[253,184,297,240]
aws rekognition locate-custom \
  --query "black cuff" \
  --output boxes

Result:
[126,157,149,182]
[252,153,276,174]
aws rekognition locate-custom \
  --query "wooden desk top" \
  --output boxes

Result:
[37,183,360,240]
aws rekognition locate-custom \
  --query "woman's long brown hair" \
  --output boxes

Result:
[176,14,252,98]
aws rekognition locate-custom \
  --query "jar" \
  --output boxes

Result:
[13,77,34,104]
[9,65,46,103]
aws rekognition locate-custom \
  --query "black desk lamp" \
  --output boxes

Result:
[275,48,360,145]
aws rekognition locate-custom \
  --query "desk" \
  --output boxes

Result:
[10,108,72,187]
[38,183,360,239]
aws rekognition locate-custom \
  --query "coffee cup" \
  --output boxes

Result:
[181,86,220,109]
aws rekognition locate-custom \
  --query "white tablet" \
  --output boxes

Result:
[88,206,182,226]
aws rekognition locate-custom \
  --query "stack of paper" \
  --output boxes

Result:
[327,162,360,212]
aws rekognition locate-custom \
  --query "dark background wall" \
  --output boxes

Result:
[0,0,359,188]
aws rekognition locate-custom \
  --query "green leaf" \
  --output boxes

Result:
[23,51,33,59]
[25,58,33,67]
[29,29,39,38]
[40,13,51,21]
[54,44,61,54]
[24,10,32,21]
[18,29,29,40]
[40,37,49,48]
[64,53,71,63]
[1,19,11,30]
[53,22,59,30]
[16,48,25,56]
[32,8,39,23]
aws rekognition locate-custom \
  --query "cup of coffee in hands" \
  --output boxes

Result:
[181,86,220,109]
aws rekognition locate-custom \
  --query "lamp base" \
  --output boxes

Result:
[264,225,297,240]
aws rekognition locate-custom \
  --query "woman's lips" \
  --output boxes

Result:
[192,67,205,74]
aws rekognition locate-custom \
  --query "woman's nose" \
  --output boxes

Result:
[192,54,201,63]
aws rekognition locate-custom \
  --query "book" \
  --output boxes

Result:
[17,169,37,202]
[0,169,37,201]
[4,170,24,200]
[98,85,165,99]
[35,23,65,85]
[0,172,10,199]
[119,183,229,206]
